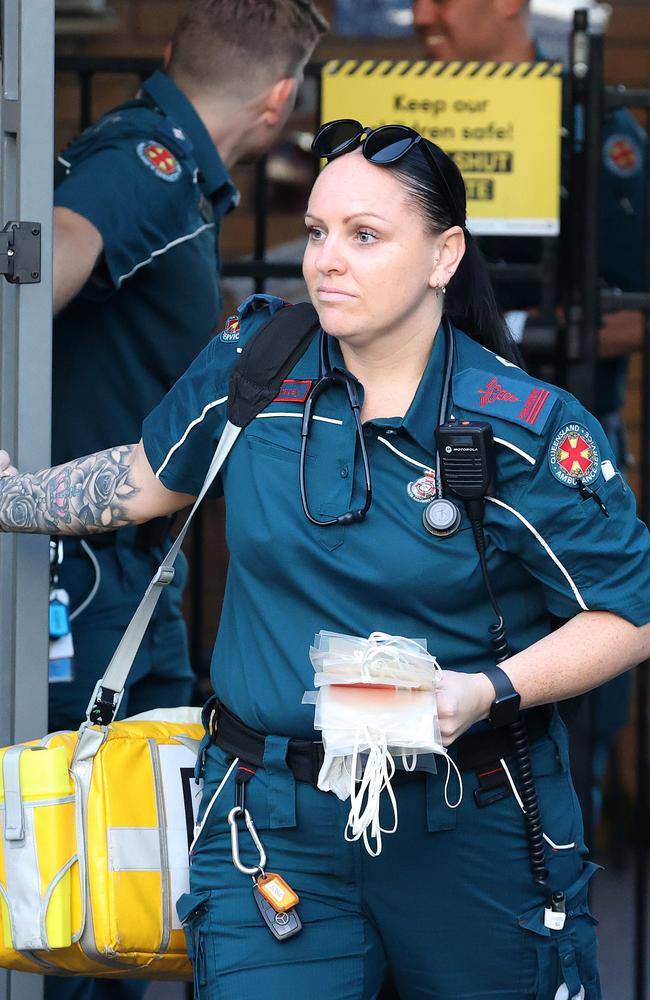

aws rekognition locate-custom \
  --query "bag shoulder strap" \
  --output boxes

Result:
[81,302,321,736]
[228,301,319,426]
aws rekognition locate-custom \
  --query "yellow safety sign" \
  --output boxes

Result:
[321,60,563,236]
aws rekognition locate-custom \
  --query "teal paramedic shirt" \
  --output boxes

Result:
[143,296,650,739]
[52,70,238,465]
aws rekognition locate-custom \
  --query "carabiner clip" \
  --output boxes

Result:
[228,806,267,877]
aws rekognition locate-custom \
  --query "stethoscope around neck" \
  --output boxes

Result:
[299,317,461,537]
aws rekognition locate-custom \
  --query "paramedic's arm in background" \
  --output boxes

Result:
[53,206,104,315]
[0,442,194,534]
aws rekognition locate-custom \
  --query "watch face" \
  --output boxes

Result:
[491,692,521,727]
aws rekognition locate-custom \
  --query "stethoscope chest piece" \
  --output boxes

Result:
[422,497,462,537]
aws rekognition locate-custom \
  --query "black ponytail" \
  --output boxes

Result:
[445,230,523,366]
[391,141,523,367]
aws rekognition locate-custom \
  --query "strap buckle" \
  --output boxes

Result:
[473,761,512,808]
[153,566,175,586]
[86,679,123,726]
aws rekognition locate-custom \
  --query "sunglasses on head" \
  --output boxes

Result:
[311,119,462,226]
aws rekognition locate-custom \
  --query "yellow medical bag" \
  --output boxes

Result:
[0,419,251,979]
[0,345,298,978]
[0,710,203,978]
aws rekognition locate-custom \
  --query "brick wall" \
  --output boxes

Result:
[606,4,650,88]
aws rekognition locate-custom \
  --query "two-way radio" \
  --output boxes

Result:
[434,419,553,895]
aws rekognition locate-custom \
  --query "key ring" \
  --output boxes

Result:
[228,805,267,877]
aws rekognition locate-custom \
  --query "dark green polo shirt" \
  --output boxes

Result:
[143,296,650,738]
[52,70,238,464]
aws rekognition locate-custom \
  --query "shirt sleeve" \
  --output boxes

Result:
[142,335,230,498]
[495,398,650,627]
[54,138,198,292]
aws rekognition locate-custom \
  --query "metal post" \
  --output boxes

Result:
[0,1,54,998]
[253,156,269,295]
[634,93,650,1000]
[562,9,603,858]
[80,71,93,131]
[564,10,602,410]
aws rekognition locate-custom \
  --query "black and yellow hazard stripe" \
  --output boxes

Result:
[323,60,562,80]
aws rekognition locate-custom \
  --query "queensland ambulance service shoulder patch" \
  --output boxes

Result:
[219,316,241,343]
[603,134,641,178]
[136,142,182,182]
[548,423,600,488]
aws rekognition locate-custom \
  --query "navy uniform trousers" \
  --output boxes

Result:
[180,709,600,1000]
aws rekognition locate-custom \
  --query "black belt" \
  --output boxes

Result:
[212,701,552,788]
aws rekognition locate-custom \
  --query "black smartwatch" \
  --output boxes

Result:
[482,665,521,728]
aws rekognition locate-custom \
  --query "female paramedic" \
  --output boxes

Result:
[1,120,650,999]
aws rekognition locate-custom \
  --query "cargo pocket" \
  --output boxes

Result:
[518,862,602,1000]
[176,890,215,1000]
[192,744,239,849]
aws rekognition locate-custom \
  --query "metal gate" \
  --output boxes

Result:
[0,2,54,999]
[564,15,650,998]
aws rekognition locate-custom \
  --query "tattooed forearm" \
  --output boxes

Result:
[0,445,141,535]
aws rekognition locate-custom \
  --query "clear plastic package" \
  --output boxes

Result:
[302,631,463,856]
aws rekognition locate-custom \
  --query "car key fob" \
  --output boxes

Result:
[252,885,302,941]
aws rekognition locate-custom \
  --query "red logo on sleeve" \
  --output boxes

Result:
[478,377,520,407]
[136,142,182,181]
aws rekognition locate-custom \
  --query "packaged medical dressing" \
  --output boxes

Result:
[303,631,462,855]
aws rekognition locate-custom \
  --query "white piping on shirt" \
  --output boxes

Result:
[377,436,435,474]
[117,222,216,286]
[155,395,228,478]
[493,437,536,465]
[486,496,588,611]
[478,342,521,369]
[255,412,343,426]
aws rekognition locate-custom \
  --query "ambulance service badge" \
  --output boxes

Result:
[136,142,182,182]
[407,474,437,502]
[603,134,641,178]
[220,316,241,343]
[548,423,600,488]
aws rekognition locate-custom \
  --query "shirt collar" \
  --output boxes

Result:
[401,320,448,454]
[323,320,449,456]
[142,70,236,203]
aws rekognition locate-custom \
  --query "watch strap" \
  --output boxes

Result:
[482,664,518,702]
[482,664,521,727]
